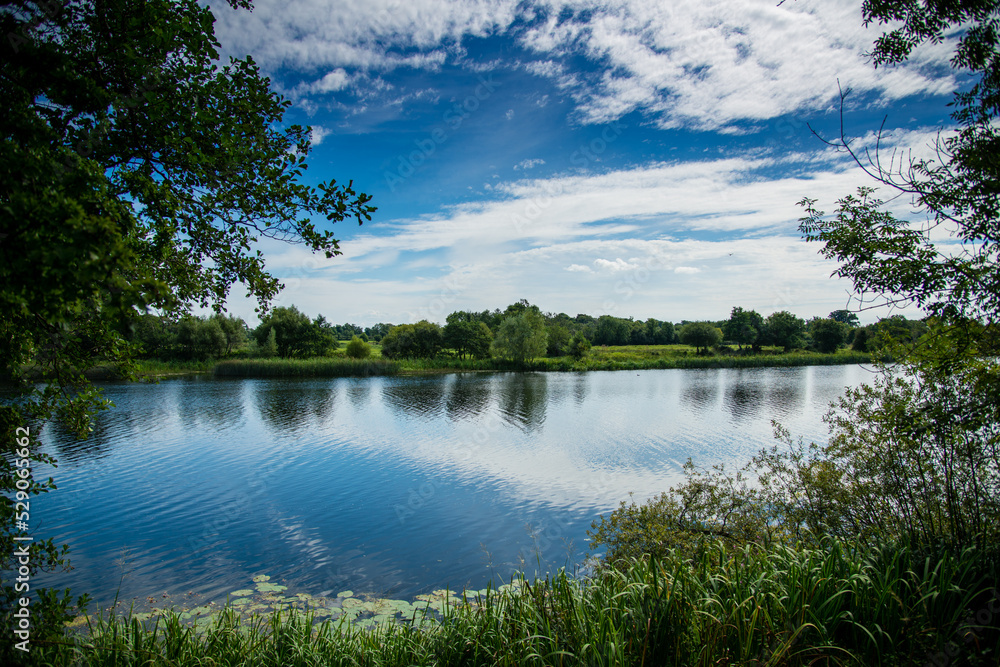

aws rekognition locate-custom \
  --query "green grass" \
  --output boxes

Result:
[133,359,217,376]
[213,358,400,378]
[26,539,998,666]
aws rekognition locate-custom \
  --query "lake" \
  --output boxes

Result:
[29,365,874,609]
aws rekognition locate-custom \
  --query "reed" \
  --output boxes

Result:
[30,539,997,666]
[213,358,400,378]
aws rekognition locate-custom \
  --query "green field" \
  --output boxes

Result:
[121,344,873,379]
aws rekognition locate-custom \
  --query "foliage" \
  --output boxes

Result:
[564,333,592,360]
[344,335,372,359]
[678,321,722,354]
[808,317,848,353]
[380,321,444,359]
[253,306,336,358]
[763,310,807,351]
[544,324,570,356]
[722,306,764,351]
[1,0,374,435]
[443,320,492,359]
[27,540,1000,667]
[829,309,861,327]
[490,309,548,364]
[592,315,632,346]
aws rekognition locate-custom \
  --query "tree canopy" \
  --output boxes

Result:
[1,0,374,642]
[1,0,375,434]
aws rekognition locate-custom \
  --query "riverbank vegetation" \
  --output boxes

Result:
[121,303,889,377]
[24,538,999,666]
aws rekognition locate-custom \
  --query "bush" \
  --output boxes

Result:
[344,335,372,359]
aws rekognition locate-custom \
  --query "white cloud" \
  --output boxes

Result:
[517,0,956,130]
[210,0,957,130]
[309,125,332,145]
[594,258,639,272]
[674,266,700,274]
[514,158,546,170]
[566,264,593,273]
[505,109,515,119]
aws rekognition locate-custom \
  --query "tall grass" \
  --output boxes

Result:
[29,539,998,666]
[213,358,399,378]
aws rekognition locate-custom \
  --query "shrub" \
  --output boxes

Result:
[344,335,372,359]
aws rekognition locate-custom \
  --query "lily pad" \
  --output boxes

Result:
[231,589,254,597]
[341,597,366,610]
[336,590,353,598]
[231,597,252,606]
[252,574,270,583]
[255,582,287,593]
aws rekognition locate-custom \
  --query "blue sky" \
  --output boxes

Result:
[208,0,961,327]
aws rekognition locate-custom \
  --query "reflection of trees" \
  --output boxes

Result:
[765,378,804,420]
[382,377,447,420]
[445,373,491,421]
[178,378,245,431]
[42,415,115,463]
[725,378,765,422]
[680,371,718,412]
[254,380,336,432]
[497,373,547,432]
[345,380,371,410]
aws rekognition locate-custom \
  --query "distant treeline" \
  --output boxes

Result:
[128,300,926,361]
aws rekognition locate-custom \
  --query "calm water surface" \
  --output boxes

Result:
[30,366,874,606]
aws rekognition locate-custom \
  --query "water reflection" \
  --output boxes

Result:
[382,377,447,420]
[346,380,372,410]
[178,379,245,430]
[725,375,765,422]
[254,380,337,432]
[680,372,719,412]
[445,374,492,421]
[27,365,870,609]
[496,373,547,432]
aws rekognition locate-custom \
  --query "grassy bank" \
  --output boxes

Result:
[25,540,998,666]
[213,358,400,378]
[111,347,872,380]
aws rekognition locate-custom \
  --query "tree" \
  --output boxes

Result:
[1,0,375,436]
[565,332,592,360]
[679,322,722,354]
[723,307,763,351]
[344,335,372,359]
[380,321,444,359]
[253,306,336,358]
[214,314,248,355]
[443,319,492,359]
[763,311,806,352]
[177,315,227,359]
[829,309,861,327]
[491,310,548,364]
[808,318,847,353]
[546,324,571,356]
[801,0,1000,324]
[2,0,374,643]
[593,315,631,346]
